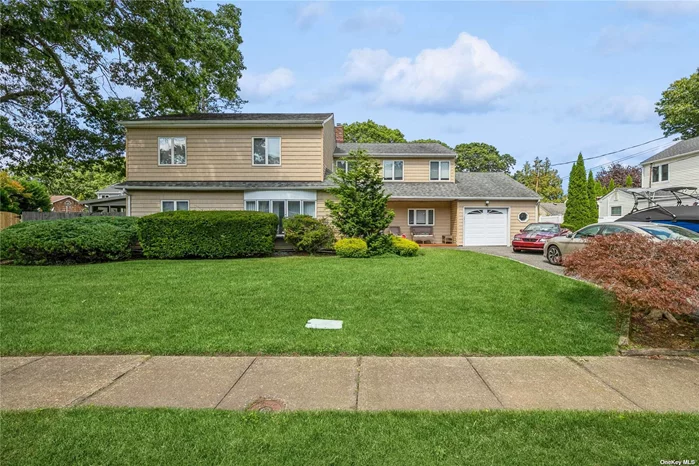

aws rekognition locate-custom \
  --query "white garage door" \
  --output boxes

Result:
[463,208,509,246]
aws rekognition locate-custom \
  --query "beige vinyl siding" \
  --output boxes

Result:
[126,128,323,182]
[376,158,455,182]
[321,117,336,178]
[387,201,452,241]
[129,191,244,217]
[455,200,538,246]
[316,190,334,219]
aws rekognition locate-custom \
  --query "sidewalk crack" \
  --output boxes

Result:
[466,357,504,408]
[1,355,46,377]
[215,357,257,409]
[72,355,152,407]
[567,357,643,410]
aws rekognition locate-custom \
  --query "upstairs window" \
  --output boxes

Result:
[159,137,187,165]
[383,160,404,181]
[652,163,669,182]
[430,161,450,181]
[253,137,281,165]
[336,160,354,173]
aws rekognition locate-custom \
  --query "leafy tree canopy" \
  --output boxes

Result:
[410,139,452,149]
[326,150,394,242]
[342,120,407,143]
[453,142,516,174]
[656,68,699,140]
[0,172,52,213]
[1,0,245,183]
[594,163,641,190]
[513,157,564,202]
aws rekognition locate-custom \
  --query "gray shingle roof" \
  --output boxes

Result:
[539,202,566,215]
[124,113,333,124]
[335,143,456,158]
[118,172,539,200]
[641,136,699,164]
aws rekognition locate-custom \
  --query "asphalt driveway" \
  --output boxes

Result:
[459,246,564,276]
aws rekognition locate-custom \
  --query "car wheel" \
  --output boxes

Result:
[546,245,562,265]
[513,248,521,253]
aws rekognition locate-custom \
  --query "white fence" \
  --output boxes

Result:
[539,215,563,223]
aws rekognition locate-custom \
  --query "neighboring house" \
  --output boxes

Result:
[50,195,83,213]
[597,187,689,222]
[96,184,126,199]
[539,202,566,223]
[116,113,540,246]
[641,136,699,190]
[81,195,127,213]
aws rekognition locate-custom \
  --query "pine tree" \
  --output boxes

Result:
[625,174,633,187]
[594,180,605,198]
[587,170,599,223]
[563,154,591,231]
[608,179,616,193]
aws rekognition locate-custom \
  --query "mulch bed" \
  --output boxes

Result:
[629,311,699,350]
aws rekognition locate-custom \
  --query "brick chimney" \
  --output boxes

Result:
[335,124,344,143]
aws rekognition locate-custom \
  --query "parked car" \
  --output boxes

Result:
[543,222,699,265]
[512,223,570,253]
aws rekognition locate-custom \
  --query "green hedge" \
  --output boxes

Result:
[0,216,138,265]
[283,215,335,254]
[137,210,278,259]
[334,238,368,258]
[392,236,420,257]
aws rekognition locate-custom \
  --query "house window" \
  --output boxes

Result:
[611,206,622,216]
[161,200,189,212]
[336,160,354,173]
[430,161,450,181]
[408,208,435,226]
[652,164,669,182]
[246,199,316,234]
[158,137,187,165]
[518,212,529,222]
[383,160,404,181]
[252,137,281,165]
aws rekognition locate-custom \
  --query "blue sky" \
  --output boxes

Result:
[194,1,698,184]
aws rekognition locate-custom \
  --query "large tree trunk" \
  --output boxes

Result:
[645,309,679,324]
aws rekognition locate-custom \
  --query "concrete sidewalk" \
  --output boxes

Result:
[1,356,698,412]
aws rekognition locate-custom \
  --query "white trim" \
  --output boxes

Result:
[517,211,529,223]
[429,160,451,181]
[462,206,510,246]
[157,136,187,166]
[160,200,189,212]
[126,193,131,216]
[641,149,699,165]
[244,190,317,201]
[251,136,282,166]
[382,159,405,181]
[407,208,435,226]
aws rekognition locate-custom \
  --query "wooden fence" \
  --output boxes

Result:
[0,211,21,230]
[21,211,126,222]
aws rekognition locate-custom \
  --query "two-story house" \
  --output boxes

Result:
[640,136,699,190]
[116,113,540,246]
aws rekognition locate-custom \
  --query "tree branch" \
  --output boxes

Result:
[0,90,43,103]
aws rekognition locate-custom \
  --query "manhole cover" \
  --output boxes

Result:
[247,398,286,412]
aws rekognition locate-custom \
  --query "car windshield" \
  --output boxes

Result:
[639,225,699,241]
[523,223,558,233]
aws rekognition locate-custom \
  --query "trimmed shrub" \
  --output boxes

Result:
[563,234,699,319]
[392,236,419,257]
[137,210,278,259]
[366,233,395,256]
[0,216,138,265]
[334,238,368,258]
[283,215,335,254]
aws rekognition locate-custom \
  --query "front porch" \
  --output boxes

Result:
[386,200,456,245]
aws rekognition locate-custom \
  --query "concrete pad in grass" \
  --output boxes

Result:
[87,356,255,409]
[217,357,357,411]
[0,356,146,410]
[576,356,699,412]
[0,357,41,375]
[469,356,638,411]
[358,357,501,411]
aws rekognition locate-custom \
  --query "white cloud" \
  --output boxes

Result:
[240,68,295,100]
[295,2,328,30]
[341,6,405,34]
[624,1,699,15]
[339,33,523,112]
[573,95,656,124]
[595,23,658,54]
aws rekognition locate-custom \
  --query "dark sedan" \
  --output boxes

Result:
[512,223,570,252]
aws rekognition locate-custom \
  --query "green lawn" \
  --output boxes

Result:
[2,408,697,465]
[0,249,618,356]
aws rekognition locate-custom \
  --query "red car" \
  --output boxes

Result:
[512,223,570,252]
